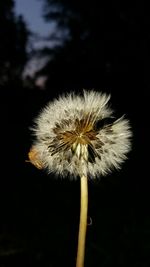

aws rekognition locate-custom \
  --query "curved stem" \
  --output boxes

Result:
[76,174,88,267]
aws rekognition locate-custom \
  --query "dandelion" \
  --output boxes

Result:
[28,90,132,267]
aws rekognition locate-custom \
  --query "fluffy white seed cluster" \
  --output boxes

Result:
[30,90,132,179]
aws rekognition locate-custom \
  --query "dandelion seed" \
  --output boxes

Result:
[29,90,132,178]
[28,90,132,267]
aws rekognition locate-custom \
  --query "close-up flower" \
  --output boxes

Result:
[28,89,132,267]
[29,90,132,179]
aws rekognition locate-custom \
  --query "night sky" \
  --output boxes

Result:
[15,0,53,38]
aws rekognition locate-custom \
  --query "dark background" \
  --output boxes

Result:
[0,1,149,266]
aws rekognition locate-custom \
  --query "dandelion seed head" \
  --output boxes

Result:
[29,90,132,179]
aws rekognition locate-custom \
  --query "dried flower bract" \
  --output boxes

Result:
[29,90,132,178]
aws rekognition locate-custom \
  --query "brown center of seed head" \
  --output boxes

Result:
[58,116,97,143]
[49,114,99,160]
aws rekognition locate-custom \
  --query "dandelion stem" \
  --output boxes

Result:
[76,174,88,267]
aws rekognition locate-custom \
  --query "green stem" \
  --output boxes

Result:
[76,174,88,267]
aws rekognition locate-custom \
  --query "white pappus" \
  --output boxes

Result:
[28,90,132,179]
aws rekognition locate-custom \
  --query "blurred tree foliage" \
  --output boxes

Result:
[36,0,145,92]
[0,0,29,86]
